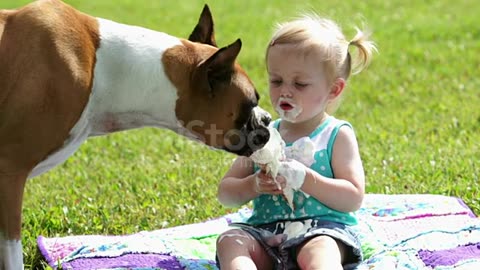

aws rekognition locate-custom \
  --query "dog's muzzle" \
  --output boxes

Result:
[229,107,271,156]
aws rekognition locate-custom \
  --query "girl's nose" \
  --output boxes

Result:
[279,85,293,97]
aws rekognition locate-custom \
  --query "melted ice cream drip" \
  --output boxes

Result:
[282,219,314,240]
[250,127,303,209]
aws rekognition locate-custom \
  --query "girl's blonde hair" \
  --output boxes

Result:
[266,13,377,113]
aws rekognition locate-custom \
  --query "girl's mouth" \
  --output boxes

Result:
[276,100,302,122]
[279,102,293,111]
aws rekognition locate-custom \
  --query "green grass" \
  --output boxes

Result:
[2,0,479,268]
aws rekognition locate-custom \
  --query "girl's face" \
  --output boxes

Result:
[267,44,337,124]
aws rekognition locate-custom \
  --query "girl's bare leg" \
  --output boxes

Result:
[296,235,347,270]
[216,229,274,270]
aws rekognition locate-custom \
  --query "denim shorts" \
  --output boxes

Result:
[216,218,363,270]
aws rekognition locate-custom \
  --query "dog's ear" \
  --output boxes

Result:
[188,4,217,47]
[197,39,242,97]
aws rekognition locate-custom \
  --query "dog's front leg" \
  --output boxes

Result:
[0,173,27,270]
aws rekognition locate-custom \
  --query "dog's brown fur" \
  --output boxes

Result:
[0,0,100,241]
[0,2,269,264]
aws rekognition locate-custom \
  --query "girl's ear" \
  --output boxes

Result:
[329,78,346,99]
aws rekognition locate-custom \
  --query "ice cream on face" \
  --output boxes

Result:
[275,97,302,122]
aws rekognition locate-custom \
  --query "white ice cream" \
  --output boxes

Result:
[277,161,307,210]
[249,126,285,178]
[250,126,305,210]
[283,219,313,240]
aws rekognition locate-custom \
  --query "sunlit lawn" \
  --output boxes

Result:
[2,0,479,268]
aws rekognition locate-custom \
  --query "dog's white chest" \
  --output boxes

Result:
[29,18,186,178]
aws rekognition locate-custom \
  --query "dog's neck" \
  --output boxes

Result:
[28,19,198,179]
[88,18,185,135]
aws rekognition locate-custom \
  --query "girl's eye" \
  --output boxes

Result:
[270,80,282,86]
[295,82,308,88]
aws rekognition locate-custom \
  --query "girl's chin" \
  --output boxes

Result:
[277,109,302,123]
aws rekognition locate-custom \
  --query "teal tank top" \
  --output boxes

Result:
[247,116,358,226]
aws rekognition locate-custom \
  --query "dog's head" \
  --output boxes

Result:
[163,5,271,156]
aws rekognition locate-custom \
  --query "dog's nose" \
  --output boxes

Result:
[226,107,271,156]
[230,124,270,157]
[261,111,271,126]
[248,126,270,153]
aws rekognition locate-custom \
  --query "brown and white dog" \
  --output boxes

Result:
[0,0,271,268]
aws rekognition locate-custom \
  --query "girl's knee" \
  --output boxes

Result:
[297,236,344,270]
[216,229,273,270]
[216,229,252,248]
[302,235,338,250]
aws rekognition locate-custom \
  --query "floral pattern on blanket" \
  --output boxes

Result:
[38,194,480,270]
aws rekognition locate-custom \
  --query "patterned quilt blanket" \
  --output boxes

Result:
[38,194,480,269]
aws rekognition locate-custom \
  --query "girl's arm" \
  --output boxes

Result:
[300,126,365,212]
[218,157,286,207]
[217,157,259,207]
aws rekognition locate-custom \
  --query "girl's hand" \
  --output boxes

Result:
[278,159,307,190]
[254,167,286,195]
